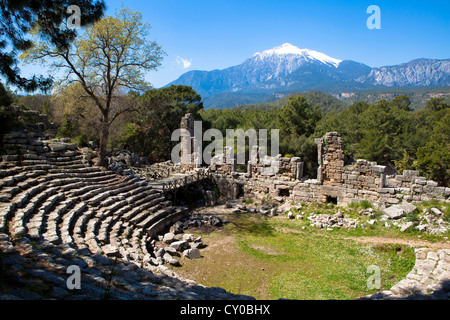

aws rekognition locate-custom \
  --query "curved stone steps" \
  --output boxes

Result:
[68,172,122,185]
[26,193,66,240]
[93,201,129,243]
[0,202,16,232]
[85,188,164,251]
[0,166,23,179]
[46,155,84,165]
[84,218,104,254]
[136,207,176,230]
[67,175,135,199]
[1,140,193,273]
[48,177,150,248]
[42,197,80,244]
[128,190,162,207]
[0,170,29,188]
[60,181,142,247]
[3,168,111,241]
[82,206,122,251]
[9,184,58,237]
[0,176,42,201]
[121,194,167,224]
[83,179,145,207]
[109,220,124,247]
[72,209,96,250]
[122,188,152,206]
[146,206,188,238]
[59,202,88,245]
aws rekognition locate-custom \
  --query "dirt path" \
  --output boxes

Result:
[278,225,450,249]
[342,235,450,249]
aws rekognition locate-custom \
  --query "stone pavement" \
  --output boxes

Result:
[365,248,450,300]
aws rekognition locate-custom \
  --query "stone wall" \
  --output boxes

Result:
[0,131,86,165]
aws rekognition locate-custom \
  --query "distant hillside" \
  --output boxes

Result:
[231,91,346,113]
[227,88,450,113]
[330,87,450,110]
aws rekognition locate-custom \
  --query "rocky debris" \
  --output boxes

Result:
[182,234,195,242]
[414,208,450,236]
[150,220,210,267]
[381,202,418,220]
[162,232,175,244]
[183,248,201,259]
[382,206,449,235]
[307,211,359,230]
[169,221,184,234]
[0,106,54,133]
[231,202,278,216]
[383,206,406,219]
[400,221,415,233]
[181,213,225,229]
[357,208,377,217]
[163,253,181,266]
[48,138,77,152]
[170,240,190,252]
[107,149,153,176]
[108,149,147,168]
[431,208,443,216]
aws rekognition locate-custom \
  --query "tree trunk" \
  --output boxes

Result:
[96,115,110,167]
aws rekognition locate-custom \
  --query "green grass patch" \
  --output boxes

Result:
[173,213,417,300]
[234,218,414,299]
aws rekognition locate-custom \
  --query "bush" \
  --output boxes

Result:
[348,200,373,210]
[359,200,373,209]
[72,135,88,147]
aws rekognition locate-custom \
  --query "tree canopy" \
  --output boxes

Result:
[0,0,105,91]
[21,7,165,166]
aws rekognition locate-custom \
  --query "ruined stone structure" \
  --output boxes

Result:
[179,113,201,172]
[0,106,54,134]
[202,129,449,206]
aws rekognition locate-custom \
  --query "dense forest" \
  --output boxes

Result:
[1,80,448,187]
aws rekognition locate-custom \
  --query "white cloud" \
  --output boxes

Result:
[176,56,192,69]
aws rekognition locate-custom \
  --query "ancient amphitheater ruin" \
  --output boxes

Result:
[0,109,449,300]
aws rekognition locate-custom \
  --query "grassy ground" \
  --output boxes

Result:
[169,210,424,300]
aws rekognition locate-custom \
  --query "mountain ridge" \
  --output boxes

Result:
[166,43,450,109]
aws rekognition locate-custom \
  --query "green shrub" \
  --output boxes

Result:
[72,135,88,147]
[360,200,373,209]
[348,200,373,209]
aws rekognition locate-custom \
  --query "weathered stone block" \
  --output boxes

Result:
[426,181,438,187]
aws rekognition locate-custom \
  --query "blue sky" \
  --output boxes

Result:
[18,0,450,90]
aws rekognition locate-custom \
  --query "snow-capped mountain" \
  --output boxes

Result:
[166,43,450,108]
[252,43,342,68]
